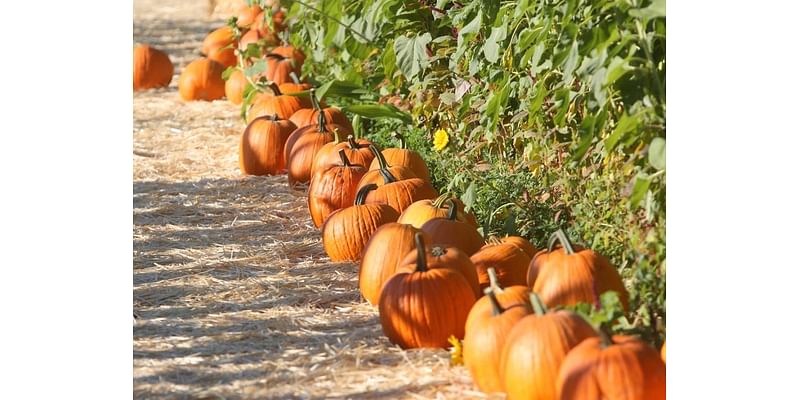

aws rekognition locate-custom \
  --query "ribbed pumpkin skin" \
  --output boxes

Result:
[528,246,629,311]
[271,45,307,68]
[284,124,345,186]
[472,243,531,291]
[312,138,374,176]
[557,336,666,400]
[178,59,226,101]
[369,148,431,183]
[499,310,598,400]
[465,286,529,333]
[359,224,428,305]
[397,198,478,229]
[396,244,480,298]
[202,26,237,67]
[365,179,439,215]
[660,341,666,362]
[308,161,367,228]
[463,300,531,394]
[239,116,297,175]
[501,236,537,259]
[290,107,354,132]
[420,217,485,256]
[357,165,417,189]
[321,204,399,262]
[247,93,304,123]
[379,267,476,349]
[133,44,173,90]
[278,82,313,108]
[225,69,248,105]
[262,54,299,85]
[235,3,262,28]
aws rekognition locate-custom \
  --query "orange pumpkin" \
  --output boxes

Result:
[271,45,306,67]
[258,53,300,85]
[312,135,374,176]
[499,235,537,259]
[307,150,368,228]
[357,145,418,189]
[359,223,430,305]
[557,333,666,400]
[283,112,346,187]
[247,83,305,122]
[224,69,248,105]
[379,233,477,349]
[364,173,438,215]
[464,268,531,334]
[499,293,598,400]
[178,58,226,101]
[321,184,400,262]
[527,229,629,310]
[472,242,531,291]
[235,3,262,28]
[419,199,485,256]
[661,340,666,363]
[201,26,238,68]
[238,29,280,59]
[395,234,481,298]
[133,44,173,90]
[289,88,353,132]
[369,148,431,183]
[397,194,479,229]
[463,281,532,394]
[239,114,297,175]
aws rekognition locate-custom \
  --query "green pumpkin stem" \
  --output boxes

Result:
[548,228,575,255]
[309,87,322,111]
[414,233,428,273]
[445,199,458,221]
[487,267,504,293]
[270,113,279,122]
[529,292,548,316]
[289,71,301,84]
[368,145,397,184]
[484,286,505,317]
[338,149,352,167]
[432,193,451,208]
[597,323,614,348]
[355,184,377,206]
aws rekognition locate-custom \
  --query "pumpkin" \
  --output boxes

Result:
[363,166,439,215]
[239,114,297,176]
[528,229,629,311]
[283,112,346,187]
[224,69,248,105]
[308,150,368,228]
[464,268,531,334]
[271,45,306,69]
[178,58,226,101]
[499,293,598,400]
[201,26,238,68]
[557,333,666,400]
[369,147,430,183]
[499,235,537,259]
[246,82,304,122]
[357,145,418,189]
[321,184,400,262]
[359,223,430,305]
[289,88,354,132]
[463,280,532,394]
[397,193,479,229]
[133,44,173,90]
[661,340,666,363]
[395,233,481,298]
[312,134,374,176]
[419,199,485,256]
[238,29,280,59]
[379,233,477,349]
[472,242,531,291]
[258,53,300,85]
[235,2,262,28]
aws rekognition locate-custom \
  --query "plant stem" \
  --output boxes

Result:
[292,0,372,43]
[414,233,428,272]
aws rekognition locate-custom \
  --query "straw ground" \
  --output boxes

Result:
[133,0,491,398]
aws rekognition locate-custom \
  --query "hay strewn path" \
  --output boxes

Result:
[133,1,483,398]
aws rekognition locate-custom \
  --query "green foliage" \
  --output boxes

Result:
[274,0,666,343]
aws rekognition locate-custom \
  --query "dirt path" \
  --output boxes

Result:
[133,1,480,398]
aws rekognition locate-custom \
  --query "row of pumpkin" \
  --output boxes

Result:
[133,2,666,398]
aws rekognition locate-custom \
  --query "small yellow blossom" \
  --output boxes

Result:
[433,128,449,151]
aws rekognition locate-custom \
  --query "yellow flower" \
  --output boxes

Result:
[433,128,449,151]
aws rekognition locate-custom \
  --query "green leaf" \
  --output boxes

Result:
[222,66,236,81]
[605,112,640,152]
[243,60,266,79]
[317,80,366,100]
[606,56,633,86]
[562,41,580,84]
[483,24,507,63]
[462,182,477,213]
[630,174,651,209]
[394,33,432,80]
[343,104,412,124]
[629,0,666,21]
[648,137,666,170]
[382,40,396,78]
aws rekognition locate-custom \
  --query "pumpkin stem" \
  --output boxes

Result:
[347,135,360,149]
[484,286,505,317]
[414,233,428,273]
[369,145,397,184]
[265,52,286,61]
[268,82,282,96]
[309,87,322,111]
[316,109,329,133]
[270,113,278,122]
[355,184,377,205]
[445,199,458,221]
[487,267,504,294]
[289,71,301,84]
[432,193,451,208]
[548,228,575,255]
[338,149,352,167]
[597,323,614,348]
[529,292,548,316]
